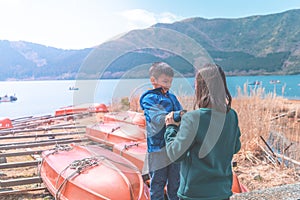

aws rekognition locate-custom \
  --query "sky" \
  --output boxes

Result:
[1,0,300,50]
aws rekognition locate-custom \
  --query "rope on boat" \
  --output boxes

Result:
[37,144,73,177]
[104,126,120,141]
[119,142,140,156]
[69,157,99,171]
[55,157,100,200]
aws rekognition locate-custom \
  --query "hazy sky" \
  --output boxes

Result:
[1,0,300,49]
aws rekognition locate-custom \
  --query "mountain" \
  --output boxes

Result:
[1,9,300,80]
[0,40,91,80]
[153,9,300,75]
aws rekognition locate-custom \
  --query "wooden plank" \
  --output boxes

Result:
[0,131,85,140]
[0,137,75,147]
[11,116,34,122]
[0,177,42,187]
[0,187,47,196]
[0,150,44,157]
[0,138,89,150]
[0,125,86,135]
[0,160,39,169]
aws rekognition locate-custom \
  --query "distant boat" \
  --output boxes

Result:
[269,80,281,84]
[248,81,261,86]
[0,95,17,103]
[69,86,79,90]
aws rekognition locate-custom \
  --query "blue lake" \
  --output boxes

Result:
[0,75,299,119]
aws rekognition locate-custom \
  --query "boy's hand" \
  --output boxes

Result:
[165,112,180,127]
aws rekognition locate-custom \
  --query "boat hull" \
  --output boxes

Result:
[103,111,145,127]
[55,104,108,116]
[40,144,149,200]
[113,142,147,172]
[86,122,146,147]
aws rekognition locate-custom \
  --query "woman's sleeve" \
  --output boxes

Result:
[234,126,241,154]
[233,110,241,154]
[164,112,198,162]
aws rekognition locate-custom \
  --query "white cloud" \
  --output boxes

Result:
[119,9,182,30]
[159,12,181,23]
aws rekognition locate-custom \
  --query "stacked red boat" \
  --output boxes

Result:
[39,144,149,200]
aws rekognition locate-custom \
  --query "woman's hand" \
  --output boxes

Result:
[165,112,180,127]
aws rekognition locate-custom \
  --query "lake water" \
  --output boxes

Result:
[0,75,299,119]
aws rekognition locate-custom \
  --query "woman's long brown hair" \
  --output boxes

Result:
[193,63,232,113]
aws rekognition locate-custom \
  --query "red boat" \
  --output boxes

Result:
[86,122,146,147]
[40,144,150,200]
[103,111,145,127]
[0,118,13,130]
[55,103,108,117]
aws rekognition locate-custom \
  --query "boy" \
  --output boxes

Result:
[140,62,182,200]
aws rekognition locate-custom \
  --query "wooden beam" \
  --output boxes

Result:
[0,125,86,135]
[0,187,47,196]
[0,137,75,147]
[0,150,44,157]
[0,131,85,140]
[0,160,39,169]
[0,177,42,187]
[0,138,89,150]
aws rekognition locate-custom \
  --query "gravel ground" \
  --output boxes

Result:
[231,182,300,200]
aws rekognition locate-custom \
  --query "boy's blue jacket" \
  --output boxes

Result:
[140,88,182,153]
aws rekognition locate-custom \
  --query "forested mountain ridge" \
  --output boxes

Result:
[0,9,299,80]
[153,9,300,75]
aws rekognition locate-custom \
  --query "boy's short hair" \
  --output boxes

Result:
[149,62,174,78]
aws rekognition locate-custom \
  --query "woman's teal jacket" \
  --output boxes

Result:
[165,108,241,200]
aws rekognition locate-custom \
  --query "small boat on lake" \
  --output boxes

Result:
[39,144,150,200]
[0,94,17,102]
[269,80,281,84]
[248,81,262,86]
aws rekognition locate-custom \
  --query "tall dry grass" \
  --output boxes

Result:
[233,84,299,152]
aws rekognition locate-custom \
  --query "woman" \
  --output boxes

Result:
[164,63,241,200]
